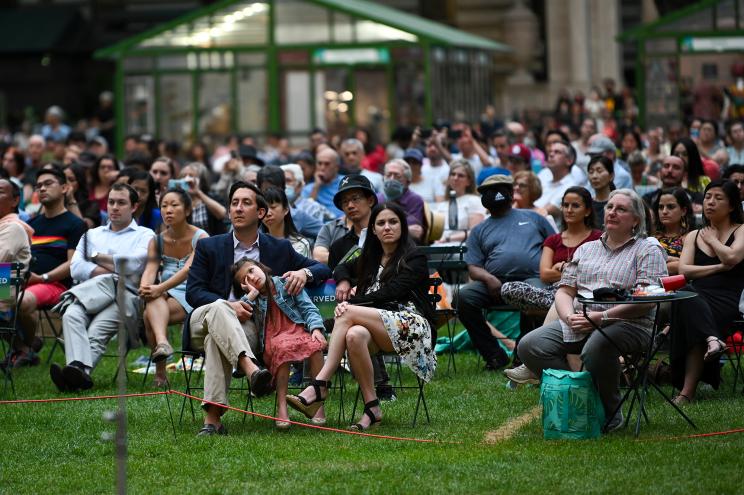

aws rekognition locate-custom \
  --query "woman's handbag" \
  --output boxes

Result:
[540,369,605,440]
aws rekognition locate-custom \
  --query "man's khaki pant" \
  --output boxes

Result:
[189,300,258,406]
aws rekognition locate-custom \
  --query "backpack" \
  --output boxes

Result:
[540,369,605,440]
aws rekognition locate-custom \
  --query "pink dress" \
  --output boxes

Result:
[262,297,323,380]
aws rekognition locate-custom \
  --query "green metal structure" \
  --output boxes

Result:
[95,0,509,154]
[619,0,744,127]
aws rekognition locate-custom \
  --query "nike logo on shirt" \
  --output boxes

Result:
[518,221,530,226]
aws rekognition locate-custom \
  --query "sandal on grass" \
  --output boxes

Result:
[349,399,382,431]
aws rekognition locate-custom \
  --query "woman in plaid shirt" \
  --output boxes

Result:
[516,189,668,432]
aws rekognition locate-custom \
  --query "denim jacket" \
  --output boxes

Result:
[241,276,324,351]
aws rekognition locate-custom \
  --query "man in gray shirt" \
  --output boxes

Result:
[455,174,554,371]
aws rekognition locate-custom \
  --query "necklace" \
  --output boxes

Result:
[562,229,590,261]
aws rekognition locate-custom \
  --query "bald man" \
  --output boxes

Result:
[301,148,345,218]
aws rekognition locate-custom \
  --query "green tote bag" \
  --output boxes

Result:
[540,369,605,440]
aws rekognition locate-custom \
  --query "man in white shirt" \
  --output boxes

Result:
[422,132,450,188]
[50,183,154,391]
[535,141,579,219]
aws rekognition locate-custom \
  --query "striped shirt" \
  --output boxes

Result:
[558,234,668,342]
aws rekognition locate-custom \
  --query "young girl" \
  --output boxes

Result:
[232,258,327,429]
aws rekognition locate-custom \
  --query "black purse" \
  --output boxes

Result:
[592,287,629,302]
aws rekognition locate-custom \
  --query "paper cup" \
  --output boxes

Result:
[660,275,685,292]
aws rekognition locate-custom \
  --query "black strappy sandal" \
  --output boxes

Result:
[286,379,331,419]
[349,399,382,431]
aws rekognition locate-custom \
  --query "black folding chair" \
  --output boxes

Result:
[418,244,468,374]
[0,262,28,398]
[176,320,254,424]
[726,321,744,394]
[346,276,440,427]
[38,305,64,364]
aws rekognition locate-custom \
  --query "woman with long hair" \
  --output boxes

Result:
[432,160,485,244]
[261,187,310,257]
[139,188,208,386]
[620,129,643,161]
[89,154,120,213]
[62,164,101,228]
[652,187,694,275]
[232,258,327,429]
[287,203,436,430]
[587,155,615,229]
[116,168,162,231]
[149,156,177,203]
[672,137,710,193]
[670,180,744,404]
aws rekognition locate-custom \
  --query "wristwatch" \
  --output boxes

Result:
[302,267,313,282]
[41,273,49,282]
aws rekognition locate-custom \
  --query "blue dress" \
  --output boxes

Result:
[159,228,206,313]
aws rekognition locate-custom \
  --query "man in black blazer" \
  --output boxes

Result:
[185,181,331,436]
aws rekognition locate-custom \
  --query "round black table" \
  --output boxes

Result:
[576,290,698,436]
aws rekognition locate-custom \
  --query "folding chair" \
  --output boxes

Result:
[348,352,430,427]
[0,262,28,398]
[38,305,64,363]
[346,277,440,427]
[725,321,744,394]
[176,320,255,424]
[418,244,468,374]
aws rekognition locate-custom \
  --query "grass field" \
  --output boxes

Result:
[2,338,744,495]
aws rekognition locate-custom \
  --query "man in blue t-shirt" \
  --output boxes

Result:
[10,167,85,368]
[301,148,344,218]
[455,174,554,371]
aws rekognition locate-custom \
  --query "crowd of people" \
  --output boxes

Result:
[1,93,744,435]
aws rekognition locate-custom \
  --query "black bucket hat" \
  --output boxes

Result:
[333,174,378,210]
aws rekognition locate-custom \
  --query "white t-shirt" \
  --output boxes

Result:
[410,174,446,204]
[535,172,579,209]
[422,159,450,188]
[432,193,486,239]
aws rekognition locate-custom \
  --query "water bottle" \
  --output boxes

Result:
[448,189,458,232]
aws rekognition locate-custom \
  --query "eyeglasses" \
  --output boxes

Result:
[340,194,366,206]
[34,179,60,191]
[515,182,529,189]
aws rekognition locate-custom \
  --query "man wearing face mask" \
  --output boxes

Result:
[376,159,426,242]
[455,174,555,370]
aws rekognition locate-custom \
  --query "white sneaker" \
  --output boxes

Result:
[503,364,540,385]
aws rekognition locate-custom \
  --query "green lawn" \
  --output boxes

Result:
[1,340,743,494]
